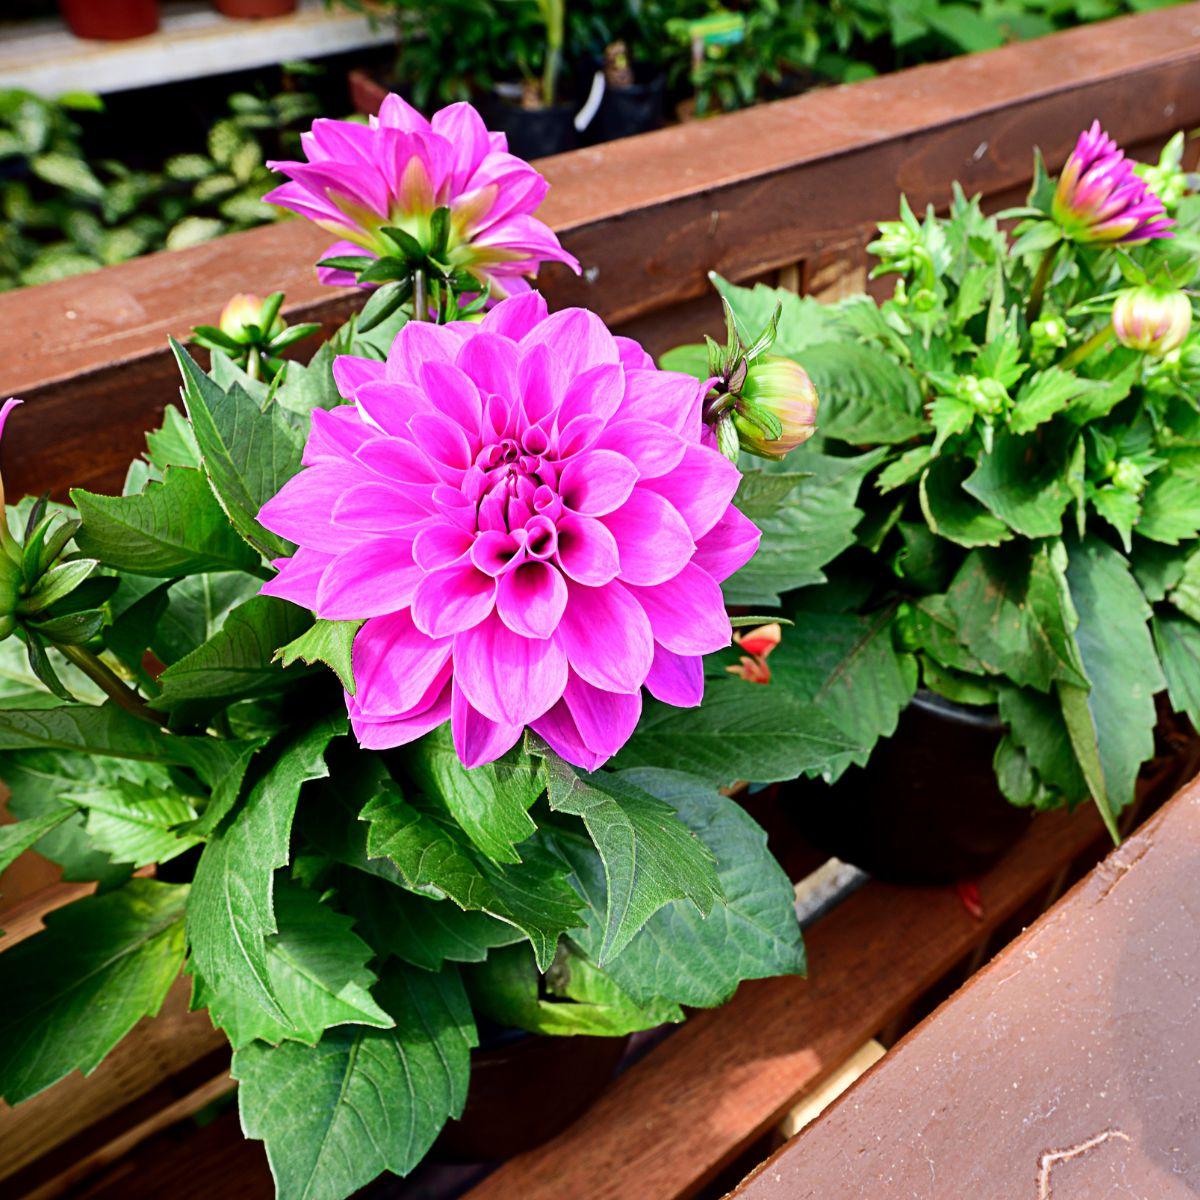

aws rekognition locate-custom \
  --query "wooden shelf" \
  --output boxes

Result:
[0,1,393,98]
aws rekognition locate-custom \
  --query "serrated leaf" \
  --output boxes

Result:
[554,769,805,1008]
[0,879,188,1104]
[543,757,722,964]
[156,595,311,718]
[1137,470,1200,546]
[276,618,360,693]
[69,777,200,868]
[170,339,305,559]
[359,785,583,971]
[233,963,475,1200]
[733,471,807,523]
[154,571,262,664]
[1009,367,1087,434]
[408,726,541,865]
[611,674,859,786]
[145,405,202,472]
[194,879,392,1049]
[996,684,1088,803]
[963,428,1075,539]
[1152,612,1200,731]
[919,457,1011,548]
[1062,536,1165,836]
[73,467,261,577]
[0,805,73,877]
[946,544,1088,692]
[187,717,344,1029]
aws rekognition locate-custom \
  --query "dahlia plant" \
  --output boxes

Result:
[0,98,844,1200]
[664,126,1200,842]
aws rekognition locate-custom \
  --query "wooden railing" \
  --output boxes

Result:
[3,2,1200,501]
[3,6,1200,1196]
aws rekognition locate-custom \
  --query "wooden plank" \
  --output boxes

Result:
[729,778,1200,1199]
[461,802,1113,1200]
[4,4,1200,497]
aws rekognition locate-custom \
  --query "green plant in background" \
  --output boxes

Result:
[663,130,1200,841]
[0,67,323,291]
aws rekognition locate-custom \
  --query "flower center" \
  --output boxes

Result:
[473,434,560,536]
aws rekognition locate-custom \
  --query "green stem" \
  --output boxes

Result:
[412,268,427,322]
[56,642,167,727]
[1025,242,1061,325]
[1061,323,1115,370]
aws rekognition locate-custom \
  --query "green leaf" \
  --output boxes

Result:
[72,467,261,577]
[963,428,1075,539]
[335,871,521,972]
[793,342,928,445]
[276,618,361,694]
[877,445,933,494]
[233,963,476,1200]
[1009,367,1088,434]
[170,339,305,559]
[145,405,202,472]
[156,595,311,718]
[709,274,859,357]
[611,675,859,786]
[68,777,200,868]
[1063,536,1165,837]
[555,769,806,1008]
[360,785,583,971]
[1137,470,1200,546]
[0,879,188,1104]
[946,544,1088,692]
[723,446,886,606]
[187,717,344,1029]
[543,757,722,964]
[1152,612,1200,731]
[733,471,807,524]
[0,805,74,877]
[408,726,541,865]
[767,608,916,779]
[19,559,97,614]
[996,685,1088,803]
[902,595,985,674]
[194,879,392,1049]
[920,457,1011,548]
[153,571,261,664]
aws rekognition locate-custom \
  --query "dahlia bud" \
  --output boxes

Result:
[731,356,819,461]
[219,293,284,343]
[1109,458,1148,495]
[1031,315,1068,353]
[956,375,1008,416]
[1052,121,1173,245]
[1112,286,1192,356]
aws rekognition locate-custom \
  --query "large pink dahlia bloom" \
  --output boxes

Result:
[265,95,579,298]
[259,295,760,770]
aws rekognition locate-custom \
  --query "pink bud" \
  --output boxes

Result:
[733,357,819,460]
[1112,286,1192,355]
[219,293,280,341]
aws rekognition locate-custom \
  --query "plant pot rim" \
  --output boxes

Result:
[911,687,1001,731]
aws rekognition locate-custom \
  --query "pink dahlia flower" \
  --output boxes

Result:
[258,295,760,770]
[1052,121,1173,244]
[264,95,579,298]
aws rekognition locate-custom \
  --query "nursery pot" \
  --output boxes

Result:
[484,86,578,160]
[588,70,666,144]
[435,1028,629,1161]
[783,690,1031,884]
[213,0,297,18]
[59,0,159,39]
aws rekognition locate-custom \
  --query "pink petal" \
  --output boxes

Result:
[260,547,334,609]
[558,449,638,517]
[419,360,482,431]
[480,292,549,340]
[630,563,730,656]
[615,337,655,371]
[387,321,465,386]
[620,369,704,439]
[520,308,619,378]
[316,537,421,619]
[353,610,451,716]
[304,405,374,466]
[693,505,761,583]
[557,580,653,694]
[530,697,607,772]
[411,561,497,637]
[594,418,686,479]
[555,513,620,586]
[332,355,385,402]
[453,615,567,725]
[456,331,520,400]
[355,436,441,486]
[644,645,704,707]
[409,412,473,472]
[643,445,741,539]
[412,522,474,570]
[350,677,452,750]
[562,674,641,762]
[259,463,366,554]
[356,380,433,435]
[451,682,522,768]
[556,363,625,430]
[602,489,695,587]
[332,481,429,533]
[496,561,567,639]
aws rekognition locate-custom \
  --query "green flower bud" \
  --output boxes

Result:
[956,375,1007,415]
[1109,458,1148,495]
[219,293,285,343]
[731,356,819,461]
[1031,316,1069,352]
[1112,286,1192,356]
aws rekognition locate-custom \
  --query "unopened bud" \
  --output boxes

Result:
[956,375,1007,415]
[731,356,819,461]
[1031,316,1068,352]
[1109,458,1148,494]
[219,293,283,342]
[1112,286,1192,356]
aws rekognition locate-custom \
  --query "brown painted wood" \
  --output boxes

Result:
[729,778,1200,1199]
[462,804,1117,1200]
[3,4,1200,499]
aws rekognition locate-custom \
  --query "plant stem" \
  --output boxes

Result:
[1061,322,1115,370]
[1025,243,1060,325]
[412,268,427,322]
[56,642,167,727]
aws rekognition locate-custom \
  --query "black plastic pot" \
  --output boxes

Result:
[588,72,666,144]
[782,690,1031,884]
[434,1027,629,1162]
[484,89,578,160]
